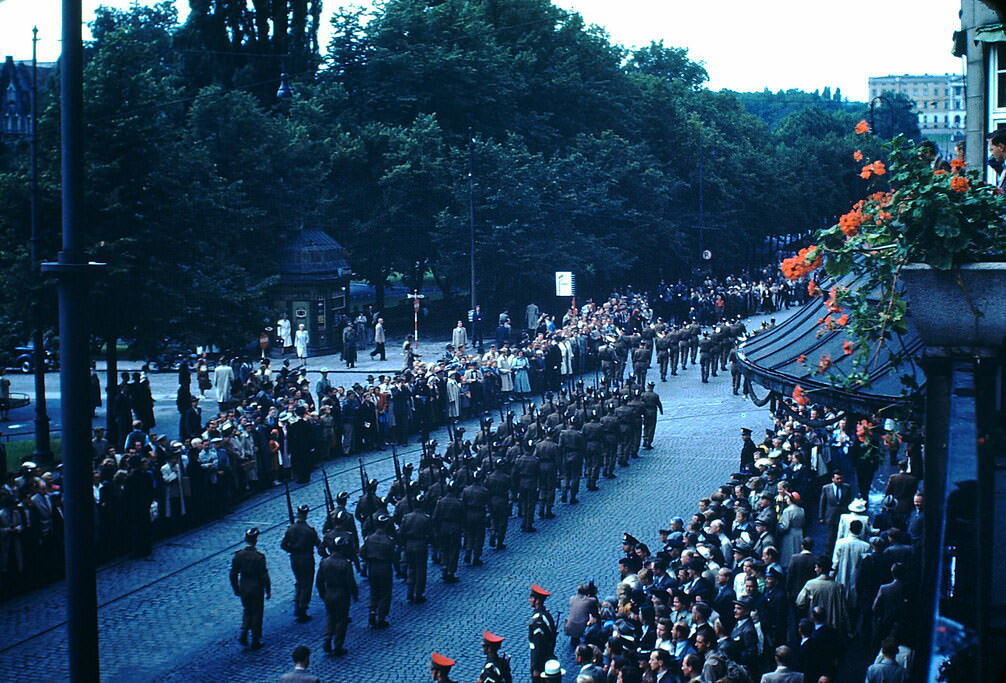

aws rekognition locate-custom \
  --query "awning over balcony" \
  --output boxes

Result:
[736,271,924,415]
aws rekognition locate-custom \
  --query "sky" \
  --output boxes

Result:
[0,0,964,101]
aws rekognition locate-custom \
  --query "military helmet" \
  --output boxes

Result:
[336,491,349,504]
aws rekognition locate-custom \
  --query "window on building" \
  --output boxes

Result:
[998,44,1006,109]
[954,115,961,127]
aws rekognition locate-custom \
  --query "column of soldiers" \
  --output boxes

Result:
[228,312,747,668]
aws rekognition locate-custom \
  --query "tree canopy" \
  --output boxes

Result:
[0,0,874,351]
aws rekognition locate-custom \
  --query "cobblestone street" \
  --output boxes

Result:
[0,315,784,682]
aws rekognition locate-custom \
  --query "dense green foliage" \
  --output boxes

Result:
[0,0,872,352]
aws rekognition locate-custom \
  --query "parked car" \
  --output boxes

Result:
[12,341,59,374]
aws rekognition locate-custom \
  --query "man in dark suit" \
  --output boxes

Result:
[731,598,761,675]
[872,562,907,647]
[739,428,758,472]
[761,644,804,682]
[286,407,314,484]
[818,471,852,552]
[808,606,843,678]
[787,538,817,603]
[884,460,918,524]
[279,645,320,682]
[796,619,825,683]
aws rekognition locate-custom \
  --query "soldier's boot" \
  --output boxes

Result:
[545,504,555,519]
[472,553,483,567]
[464,550,472,565]
[239,630,248,647]
[323,637,332,653]
[560,488,568,504]
[369,611,377,627]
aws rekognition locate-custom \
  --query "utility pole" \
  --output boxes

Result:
[42,1,104,679]
[468,129,476,311]
[30,26,52,463]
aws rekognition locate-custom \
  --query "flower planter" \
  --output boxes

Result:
[901,262,1006,353]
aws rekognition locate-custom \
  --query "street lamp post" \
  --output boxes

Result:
[29,26,52,463]
[468,129,476,311]
[42,1,105,679]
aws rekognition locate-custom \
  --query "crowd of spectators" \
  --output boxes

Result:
[0,269,799,601]
[561,397,922,682]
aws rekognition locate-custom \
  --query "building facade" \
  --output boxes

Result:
[868,72,965,156]
[0,56,54,138]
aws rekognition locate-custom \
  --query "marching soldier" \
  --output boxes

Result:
[478,630,513,683]
[514,439,540,532]
[626,388,645,459]
[230,527,270,649]
[699,332,713,383]
[461,471,490,566]
[359,513,396,627]
[581,408,605,491]
[325,491,362,573]
[558,418,584,505]
[677,324,690,371]
[432,482,464,582]
[535,429,560,519]
[399,492,432,603]
[729,344,743,395]
[640,382,663,450]
[614,397,635,467]
[689,321,700,365]
[528,584,557,682]
[667,326,680,376]
[597,339,615,385]
[430,652,457,682]
[631,341,651,387]
[485,459,512,550]
[600,399,620,479]
[655,327,671,381]
[315,535,357,655]
[281,504,325,622]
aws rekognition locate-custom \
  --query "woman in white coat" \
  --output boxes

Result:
[294,323,309,363]
[497,350,514,397]
[777,490,805,566]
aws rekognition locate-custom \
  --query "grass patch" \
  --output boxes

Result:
[5,437,61,470]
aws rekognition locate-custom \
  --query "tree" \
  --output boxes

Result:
[627,41,708,90]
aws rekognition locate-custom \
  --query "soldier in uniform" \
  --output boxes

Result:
[315,535,357,655]
[597,340,615,385]
[689,321,701,365]
[655,327,671,381]
[432,482,464,582]
[535,429,560,519]
[626,388,646,459]
[677,324,690,371]
[581,408,605,491]
[399,492,432,603]
[600,400,620,479]
[514,439,540,532]
[281,504,326,622]
[729,344,743,395]
[430,652,457,682]
[631,341,651,387]
[528,584,557,682]
[558,418,584,504]
[485,459,512,550]
[667,326,680,376]
[640,382,663,450]
[359,513,396,627]
[478,630,513,683]
[230,527,270,649]
[461,472,489,566]
[613,396,635,467]
[324,491,362,573]
[699,332,713,383]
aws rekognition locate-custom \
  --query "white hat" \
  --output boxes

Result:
[848,498,867,513]
[541,660,565,679]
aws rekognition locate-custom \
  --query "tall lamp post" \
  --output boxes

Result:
[42,0,104,679]
[468,129,476,311]
[29,27,52,462]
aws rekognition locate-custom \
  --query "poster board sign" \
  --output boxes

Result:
[555,271,574,297]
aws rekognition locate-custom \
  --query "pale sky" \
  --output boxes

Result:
[1,0,964,101]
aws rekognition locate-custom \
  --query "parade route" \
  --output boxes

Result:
[0,313,786,682]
